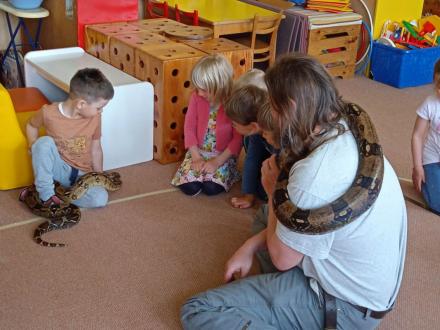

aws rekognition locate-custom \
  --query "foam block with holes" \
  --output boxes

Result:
[110,32,172,76]
[85,22,143,63]
[182,38,252,79]
[135,43,206,164]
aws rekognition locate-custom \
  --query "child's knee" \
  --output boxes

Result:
[92,189,109,208]
[73,188,108,208]
[202,181,225,196]
[31,136,56,153]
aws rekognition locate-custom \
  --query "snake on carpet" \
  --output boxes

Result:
[19,171,122,247]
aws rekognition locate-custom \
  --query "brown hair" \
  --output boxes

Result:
[257,101,275,131]
[265,53,345,160]
[257,101,280,148]
[69,68,114,103]
[225,85,268,125]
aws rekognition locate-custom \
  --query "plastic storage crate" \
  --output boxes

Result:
[371,42,440,88]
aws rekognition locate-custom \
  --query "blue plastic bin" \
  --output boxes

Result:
[8,0,43,10]
[371,42,440,88]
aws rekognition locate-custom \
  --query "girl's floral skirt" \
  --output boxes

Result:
[171,149,240,191]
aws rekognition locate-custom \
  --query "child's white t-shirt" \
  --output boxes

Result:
[416,94,440,165]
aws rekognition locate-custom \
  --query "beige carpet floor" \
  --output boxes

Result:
[1,76,439,329]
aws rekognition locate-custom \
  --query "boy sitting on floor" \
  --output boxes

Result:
[20,68,114,209]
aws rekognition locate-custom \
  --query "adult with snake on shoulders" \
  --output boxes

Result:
[180,54,408,330]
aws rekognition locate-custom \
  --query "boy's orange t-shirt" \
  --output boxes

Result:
[29,103,101,172]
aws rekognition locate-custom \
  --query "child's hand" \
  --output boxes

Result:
[27,142,35,155]
[191,158,205,172]
[231,194,255,209]
[202,158,220,174]
[261,155,279,197]
[412,166,425,192]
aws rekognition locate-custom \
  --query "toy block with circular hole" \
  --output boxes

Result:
[182,38,252,79]
[163,25,213,41]
[135,43,205,164]
[85,22,142,63]
[109,32,173,76]
[0,85,33,190]
[128,18,186,34]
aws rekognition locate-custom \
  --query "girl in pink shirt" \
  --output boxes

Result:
[171,54,242,196]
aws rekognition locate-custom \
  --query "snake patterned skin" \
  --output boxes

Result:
[19,172,122,247]
[273,103,384,234]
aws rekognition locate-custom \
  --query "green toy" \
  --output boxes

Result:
[402,20,423,40]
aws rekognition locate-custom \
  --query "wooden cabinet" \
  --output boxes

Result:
[423,0,440,15]
[24,0,76,50]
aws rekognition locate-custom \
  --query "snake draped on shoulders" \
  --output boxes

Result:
[273,103,384,234]
[19,171,122,247]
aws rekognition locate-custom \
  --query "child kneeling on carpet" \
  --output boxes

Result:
[171,54,242,196]
[20,68,114,208]
[225,71,275,208]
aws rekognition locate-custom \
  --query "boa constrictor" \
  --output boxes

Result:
[273,103,384,234]
[19,172,122,247]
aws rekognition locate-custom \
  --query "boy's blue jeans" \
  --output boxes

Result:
[31,136,108,208]
[422,162,440,215]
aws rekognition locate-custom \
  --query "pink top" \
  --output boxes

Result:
[184,92,242,156]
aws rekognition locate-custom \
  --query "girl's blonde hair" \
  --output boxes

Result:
[265,53,345,161]
[191,54,233,106]
[233,68,267,92]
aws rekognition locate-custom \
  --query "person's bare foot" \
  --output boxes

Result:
[231,194,255,209]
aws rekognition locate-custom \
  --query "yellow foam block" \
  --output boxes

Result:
[0,84,33,190]
[16,111,45,136]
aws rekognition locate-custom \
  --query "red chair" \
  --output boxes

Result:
[174,4,198,26]
[145,0,169,19]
